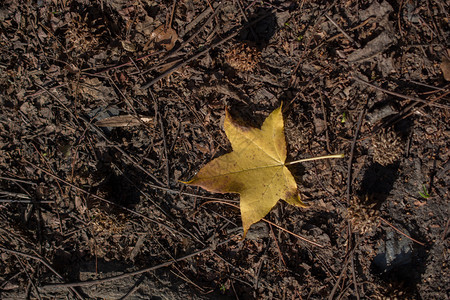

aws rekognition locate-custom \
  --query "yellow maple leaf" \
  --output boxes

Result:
[185,104,308,237]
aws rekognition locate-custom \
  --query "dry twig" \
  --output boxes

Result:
[41,237,237,289]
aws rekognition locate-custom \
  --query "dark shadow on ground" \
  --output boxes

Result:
[239,8,277,47]
[358,161,400,202]
[92,158,143,210]
[360,160,428,297]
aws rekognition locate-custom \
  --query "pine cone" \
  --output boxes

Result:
[371,129,402,165]
[225,43,261,72]
[372,282,410,300]
[65,12,106,54]
[347,195,380,234]
[90,207,127,234]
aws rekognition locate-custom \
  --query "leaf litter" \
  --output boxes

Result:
[0,0,448,299]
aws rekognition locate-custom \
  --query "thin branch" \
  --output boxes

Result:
[141,31,238,89]
[80,116,166,186]
[139,2,224,76]
[350,236,360,300]
[328,248,352,300]
[346,107,366,202]
[442,218,450,241]
[263,218,324,248]
[14,255,42,300]
[0,199,54,204]
[269,223,287,267]
[320,92,332,153]
[352,76,450,109]
[0,176,38,186]
[24,160,187,238]
[41,237,236,289]
[200,200,324,248]
[141,11,274,88]
[0,246,84,299]
[343,103,367,299]
[118,274,146,300]
[379,217,426,246]
[324,14,360,48]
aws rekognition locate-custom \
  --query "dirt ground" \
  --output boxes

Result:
[0,0,449,299]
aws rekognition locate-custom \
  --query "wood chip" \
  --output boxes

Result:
[95,115,153,127]
[441,56,450,81]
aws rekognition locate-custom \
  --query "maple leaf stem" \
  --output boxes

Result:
[285,154,345,166]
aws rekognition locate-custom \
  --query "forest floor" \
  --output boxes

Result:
[0,0,449,299]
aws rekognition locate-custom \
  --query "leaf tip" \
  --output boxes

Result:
[241,224,251,240]
[297,200,310,208]
[224,105,231,119]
